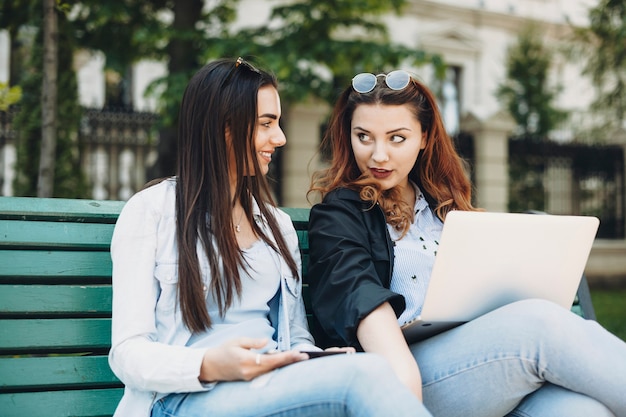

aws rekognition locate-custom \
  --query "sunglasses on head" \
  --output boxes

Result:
[351,70,412,94]
[234,56,261,74]
[223,57,261,85]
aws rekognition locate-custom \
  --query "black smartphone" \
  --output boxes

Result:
[300,350,352,359]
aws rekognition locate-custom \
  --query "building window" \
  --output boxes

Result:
[439,66,462,137]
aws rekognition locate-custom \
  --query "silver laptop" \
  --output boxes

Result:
[400,211,599,343]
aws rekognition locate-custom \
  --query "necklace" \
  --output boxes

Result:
[234,208,245,233]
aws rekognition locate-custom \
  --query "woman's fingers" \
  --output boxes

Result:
[325,346,356,353]
[240,349,307,380]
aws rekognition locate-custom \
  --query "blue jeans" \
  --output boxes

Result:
[151,353,432,417]
[412,299,625,417]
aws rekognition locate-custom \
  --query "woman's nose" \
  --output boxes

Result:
[372,143,389,163]
[272,127,287,147]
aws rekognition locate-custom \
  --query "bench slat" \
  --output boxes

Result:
[281,207,310,227]
[295,230,309,250]
[0,388,124,417]
[0,250,112,278]
[0,220,114,249]
[0,196,125,223]
[0,285,111,315]
[0,355,121,391]
[0,318,111,352]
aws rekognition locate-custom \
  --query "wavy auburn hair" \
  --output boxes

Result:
[309,73,478,235]
[175,58,298,333]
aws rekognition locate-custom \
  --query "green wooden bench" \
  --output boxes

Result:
[0,196,596,417]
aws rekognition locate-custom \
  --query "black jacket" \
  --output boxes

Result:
[308,188,406,349]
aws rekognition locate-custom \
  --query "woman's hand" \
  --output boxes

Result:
[199,338,308,382]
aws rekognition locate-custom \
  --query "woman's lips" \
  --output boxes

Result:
[370,168,392,179]
[259,151,273,163]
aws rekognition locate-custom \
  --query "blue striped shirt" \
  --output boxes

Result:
[388,186,444,325]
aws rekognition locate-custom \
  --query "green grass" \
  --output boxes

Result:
[590,288,626,342]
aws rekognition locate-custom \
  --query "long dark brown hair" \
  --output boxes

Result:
[309,73,478,236]
[175,58,298,333]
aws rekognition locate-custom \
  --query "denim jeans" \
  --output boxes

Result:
[151,353,432,417]
[412,299,625,417]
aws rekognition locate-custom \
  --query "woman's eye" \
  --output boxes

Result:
[390,135,406,143]
[261,121,271,128]
[357,133,370,142]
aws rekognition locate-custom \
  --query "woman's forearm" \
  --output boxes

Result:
[356,302,424,400]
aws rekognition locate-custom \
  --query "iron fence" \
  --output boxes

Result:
[508,137,624,239]
[454,133,624,239]
[0,107,160,200]
[79,107,160,200]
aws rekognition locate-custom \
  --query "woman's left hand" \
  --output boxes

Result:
[199,338,308,382]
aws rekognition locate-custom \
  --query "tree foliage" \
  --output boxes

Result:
[71,0,169,74]
[571,0,626,131]
[497,25,568,213]
[496,24,567,139]
[1,0,443,191]
[0,83,22,111]
[146,0,443,177]
[231,0,442,105]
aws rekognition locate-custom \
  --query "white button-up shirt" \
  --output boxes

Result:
[388,187,444,325]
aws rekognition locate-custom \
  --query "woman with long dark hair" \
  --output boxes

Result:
[308,70,626,416]
[109,58,433,417]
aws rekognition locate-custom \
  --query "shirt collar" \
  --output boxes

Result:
[412,182,429,214]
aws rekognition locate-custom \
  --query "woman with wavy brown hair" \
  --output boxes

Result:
[308,70,626,416]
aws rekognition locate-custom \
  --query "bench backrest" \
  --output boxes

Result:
[0,197,314,417]
[0,196,594,417]
[0,197,126,417]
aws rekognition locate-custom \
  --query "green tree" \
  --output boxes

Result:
[123,0,442,179]
[497,25,567,139]
[571,0,626,133]
[146,0,238,178]
[497,25,568,213]
[70,0,239,178]
[4,3,87,198]
[71,0,174,109]
[3,0,240,185]
[2,0,442,193]
[233,0,441,105]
